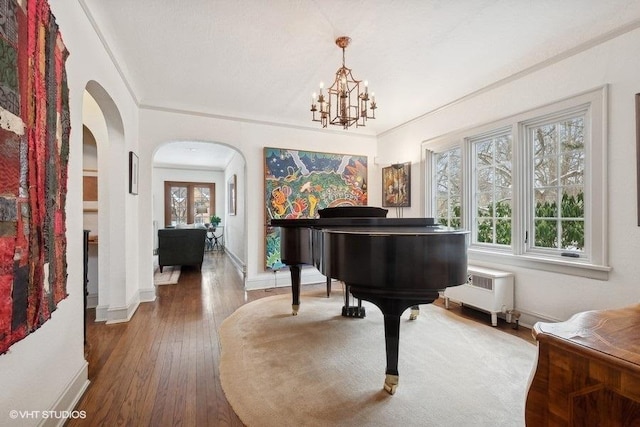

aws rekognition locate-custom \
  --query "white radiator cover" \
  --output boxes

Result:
[443,265,514,326]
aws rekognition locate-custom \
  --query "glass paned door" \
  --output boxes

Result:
[170,185,188,226]
[194,186,211,224]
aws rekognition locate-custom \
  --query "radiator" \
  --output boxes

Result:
[443,265,514,326]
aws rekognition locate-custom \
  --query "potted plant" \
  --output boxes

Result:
[210,215,221,229]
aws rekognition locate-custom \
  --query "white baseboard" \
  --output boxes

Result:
[139,287,156,303]
[95,304,108,322]
[40,361,89,427]
[224,249,246,279]
[105,294,140,324]
[86,293,98,309]
[516,308,563,329]
[245,268,326,291]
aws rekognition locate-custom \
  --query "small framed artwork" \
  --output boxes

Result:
[228,174,237,215]
[83,169,98,212]
[382,162,411,207]
[129,151,139,195]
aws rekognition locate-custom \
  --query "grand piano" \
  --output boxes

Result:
[270,207,468,394]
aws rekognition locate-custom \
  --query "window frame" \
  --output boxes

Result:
[468,127,513,248]
[422,87,609,280]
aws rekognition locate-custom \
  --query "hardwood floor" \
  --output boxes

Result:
[68,252,533,426]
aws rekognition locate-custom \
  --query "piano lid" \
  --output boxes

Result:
[269,217,437,228]
[321,226,467,235]
[317,206,388,218]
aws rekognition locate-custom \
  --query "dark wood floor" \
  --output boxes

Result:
[68,252,533,426]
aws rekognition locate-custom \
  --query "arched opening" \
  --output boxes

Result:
[82,125,99,311]
[82,81,131,325]
[152,140,247,282]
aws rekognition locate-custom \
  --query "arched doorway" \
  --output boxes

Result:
[152,140,247,280]
[82,81,131,323]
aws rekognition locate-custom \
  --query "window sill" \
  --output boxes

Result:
[468,248,611,281]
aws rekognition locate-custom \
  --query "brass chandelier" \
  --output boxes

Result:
[311,36,377,129]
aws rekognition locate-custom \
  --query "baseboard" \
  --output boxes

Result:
[224,249,246,279]
[39,361,89,427]
[95,304,108,322]
[105,294,140,324]
[139,287,156,303]
[516,308,563,329]
[245,268,326,291]
[94,290,154,324]
[86,293,98,309]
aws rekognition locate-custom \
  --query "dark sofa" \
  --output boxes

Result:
[158,228,207,272]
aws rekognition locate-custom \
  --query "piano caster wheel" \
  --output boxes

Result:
[383,374,399,395]
[409,307,420,320]
[292,304,299,316]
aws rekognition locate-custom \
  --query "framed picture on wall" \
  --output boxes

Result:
[83,169,98,212]
[382,162,411,207]
[228,174,237,215]
[129,151,139,195]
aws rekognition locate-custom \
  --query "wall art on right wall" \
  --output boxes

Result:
[382,162,411,208]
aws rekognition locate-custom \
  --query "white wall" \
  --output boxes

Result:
[138,108,379,290]
[224,151,247,272]
[377,26,640,325]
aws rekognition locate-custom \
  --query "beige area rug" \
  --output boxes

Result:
[220,291,537,427]
[153,266,181,285]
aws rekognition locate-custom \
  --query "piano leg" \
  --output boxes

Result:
[349,286,439,395]
[382,312,401,395]
[290,265,301,315]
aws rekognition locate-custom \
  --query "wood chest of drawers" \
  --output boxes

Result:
[525,304,640,426]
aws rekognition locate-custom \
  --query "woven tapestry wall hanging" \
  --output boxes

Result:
[0,0,70,354]
[263,147,367,270]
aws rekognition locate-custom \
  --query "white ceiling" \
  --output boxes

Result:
[81,0,640,167]
[153,140,235,170]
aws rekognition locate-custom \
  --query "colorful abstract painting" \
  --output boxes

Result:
[0,0,70,354]
[264,147,368,269]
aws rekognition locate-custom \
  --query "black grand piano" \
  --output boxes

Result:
[270,207,468,394]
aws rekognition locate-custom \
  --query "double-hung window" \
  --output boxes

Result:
[424,87,608,279]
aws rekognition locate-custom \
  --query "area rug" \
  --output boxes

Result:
[220,291,537,427]
[153,266,181,285]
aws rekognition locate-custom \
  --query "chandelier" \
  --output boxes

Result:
[311,36,377,129]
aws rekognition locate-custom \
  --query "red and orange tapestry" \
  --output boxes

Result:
[0,0,70,354]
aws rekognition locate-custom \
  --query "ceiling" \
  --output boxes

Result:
[153,140,235,170]
[80,0,640,166]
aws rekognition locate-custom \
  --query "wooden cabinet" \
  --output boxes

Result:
[525,305,640,426]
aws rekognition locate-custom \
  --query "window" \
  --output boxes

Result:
[471,131,512,246]
[164,181,215,226]
[424,87,609,279]
[528,116,584,254]
[435,148,461,227]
